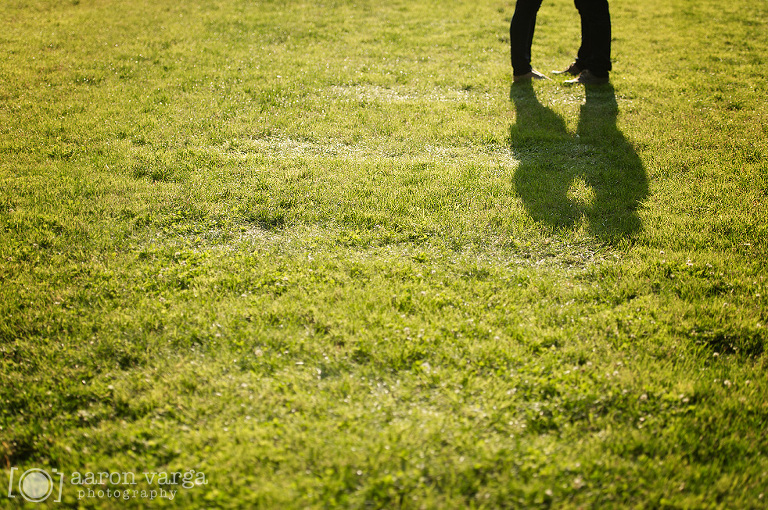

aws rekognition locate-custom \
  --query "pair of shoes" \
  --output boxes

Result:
[513,69,550,82]
[552,62,581,76]
[564,69,609,85]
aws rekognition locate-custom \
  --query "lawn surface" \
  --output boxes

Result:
[1,0,767,507]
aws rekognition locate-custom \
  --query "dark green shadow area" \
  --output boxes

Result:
[510,83,648,243]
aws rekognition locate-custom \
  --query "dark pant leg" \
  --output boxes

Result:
[510,0,544,76]
[573,0,611,76]
[573,0,590,69]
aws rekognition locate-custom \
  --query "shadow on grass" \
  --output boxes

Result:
[510,83,648,243]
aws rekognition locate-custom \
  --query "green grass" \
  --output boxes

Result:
[1,0,767,507]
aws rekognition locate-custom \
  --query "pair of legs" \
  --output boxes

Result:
[573,0,611,77]
[510,0,611,78]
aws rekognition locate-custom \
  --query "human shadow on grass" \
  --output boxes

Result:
[510,83,647,243]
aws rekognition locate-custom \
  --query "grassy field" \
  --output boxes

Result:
[1,0,767,507]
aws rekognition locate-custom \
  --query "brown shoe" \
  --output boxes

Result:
[512,69,550,82]
[564,69,609,85]
[552,62,581,76]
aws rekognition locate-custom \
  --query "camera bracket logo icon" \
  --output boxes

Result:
[7,467,64,503]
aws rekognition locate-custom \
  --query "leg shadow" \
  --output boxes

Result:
[510,83,647,242]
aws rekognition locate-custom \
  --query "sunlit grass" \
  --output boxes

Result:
[1,0,767,507]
